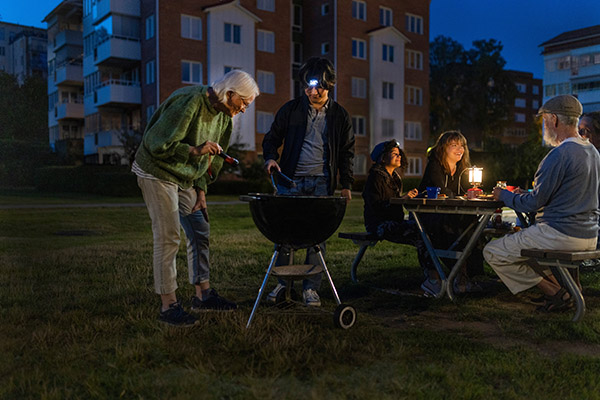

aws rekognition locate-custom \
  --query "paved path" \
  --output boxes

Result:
[0,201,244,209]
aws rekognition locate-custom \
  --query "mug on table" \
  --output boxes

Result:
[426,186,441,199]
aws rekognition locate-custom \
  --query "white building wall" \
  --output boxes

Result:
[368,29,408,151]
[206,5,258,150]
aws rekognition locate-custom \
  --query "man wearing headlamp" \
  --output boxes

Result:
[262,57,355,307]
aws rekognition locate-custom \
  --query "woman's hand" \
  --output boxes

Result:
[190,141,222,157]
[404,188,419,199]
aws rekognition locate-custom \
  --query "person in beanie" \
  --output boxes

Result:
[133,70,259,326]
[484,95,600,312]
[362,140,435,292]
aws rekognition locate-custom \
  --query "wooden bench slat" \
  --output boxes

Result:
[338,232,380,241]
[521,249,600,261]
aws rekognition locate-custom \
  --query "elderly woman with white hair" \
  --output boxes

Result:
[133,70,259,326]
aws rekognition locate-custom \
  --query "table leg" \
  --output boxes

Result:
[410,211,447,299]
[446,214,490,300]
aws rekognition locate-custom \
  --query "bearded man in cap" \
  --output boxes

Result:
[483,95,600,312]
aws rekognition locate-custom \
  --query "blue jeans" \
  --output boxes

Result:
[275,175,329,291]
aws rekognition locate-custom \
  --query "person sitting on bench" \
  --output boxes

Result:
[362,140,434,290]
[484,95,600,312]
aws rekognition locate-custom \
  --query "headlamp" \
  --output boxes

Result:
[308,79,319,87]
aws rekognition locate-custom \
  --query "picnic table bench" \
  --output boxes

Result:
[521,248,600,322]
[338,232,381,283]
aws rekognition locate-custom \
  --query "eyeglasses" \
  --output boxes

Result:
[234,93,251,110]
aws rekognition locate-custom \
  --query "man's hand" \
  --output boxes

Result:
[192,189,208,222]
[492,186,503,201]
[341,188,352,202]
[406,188,419,199]
[264,159,281,175]
[190,141,222,157]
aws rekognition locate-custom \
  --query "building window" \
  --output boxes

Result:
[544,84,556,97]
[294,43,303,65]
[352,38,366,59]
[558,82,570,94]
[146,105,155,122]
[224,66,240,74]
[382,119,394,137]
[532,85,539,95]
[407,50,423,70]
[514,113,526,123]
[257,30,275,53]
[224,23,241,44]
[407,157,422,176]
[514,98,526,108]
[351,77,367,98]
[352,116,366,136]
[145,59,155,84]
[145,15,155,40]
[321,42,329,55]
[532,99,539,109]
[257,70,275,94]
[353,154,366,175]
[182,61,202,84]
[257,111,274,134]
[257,0,275,12]
[404,121,422,140]
[352,1,366,21]
[0,46,4,57]
[406,86,422,106]
[380,7,392,26]
[405,13,423,34]
[516,82,527,93]
[293,5,302,32]
[382,44,394,62]
[181,15,202,40]
[382,82,394,99]
[321,3,329,15]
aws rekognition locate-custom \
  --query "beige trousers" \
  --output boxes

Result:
[483,223,596,294]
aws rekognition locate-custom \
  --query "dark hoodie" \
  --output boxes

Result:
[362,164,405,233]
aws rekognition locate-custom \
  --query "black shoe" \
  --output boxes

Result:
[191,289,237,312]
[159,302,198,327]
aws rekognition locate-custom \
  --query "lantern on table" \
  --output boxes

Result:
[467,166,483,199]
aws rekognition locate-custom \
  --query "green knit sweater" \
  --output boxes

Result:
[135,85,232,192]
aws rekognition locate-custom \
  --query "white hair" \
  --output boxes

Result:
[211,70,259,103]
[557,113,579,128]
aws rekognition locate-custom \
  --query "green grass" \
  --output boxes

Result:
[2,192,600,399]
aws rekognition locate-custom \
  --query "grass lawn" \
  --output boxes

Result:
[2,191,600,399]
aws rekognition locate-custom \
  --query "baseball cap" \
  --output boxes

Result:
[370,140,400,162]
[537,95,583,118]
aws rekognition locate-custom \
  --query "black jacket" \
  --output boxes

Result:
[362,164,404,233]
[418,157,469,197]
[262,95,355,195]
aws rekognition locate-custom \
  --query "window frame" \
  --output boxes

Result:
[352,0,366,21]
[181,14,202,41]
[224,23,241,44]
[352,38,367,60]
[181,60,202,84]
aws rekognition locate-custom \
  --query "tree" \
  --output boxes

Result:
[429,36,517,148]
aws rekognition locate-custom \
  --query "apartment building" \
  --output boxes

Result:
[540,25,600,113]
[0,21,47,84]
[44,0,431,178]
[502,70,542,147]
[44,0,84,157]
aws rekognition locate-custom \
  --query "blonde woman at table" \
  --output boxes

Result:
[417,131,485,296]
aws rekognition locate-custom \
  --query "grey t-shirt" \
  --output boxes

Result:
[295,101,329,177]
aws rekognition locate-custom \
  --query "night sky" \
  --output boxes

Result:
[3,0,600,78]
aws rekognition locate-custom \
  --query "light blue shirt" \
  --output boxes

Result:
[500,137,600,238]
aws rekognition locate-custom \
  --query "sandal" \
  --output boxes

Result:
[536,288,572,313]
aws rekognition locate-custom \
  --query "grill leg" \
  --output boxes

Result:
[246,247,280,328]
[315,245,342,305]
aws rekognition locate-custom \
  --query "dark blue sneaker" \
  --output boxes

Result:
[159,302,198,327]
[190,289,237,312]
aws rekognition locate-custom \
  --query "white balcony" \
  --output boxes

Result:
[94,80,141,107]
[54,30,83,51]
[94,0,140,22]
[55,102,84,121]
[94,36,140,67]
[55,63,83,86]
